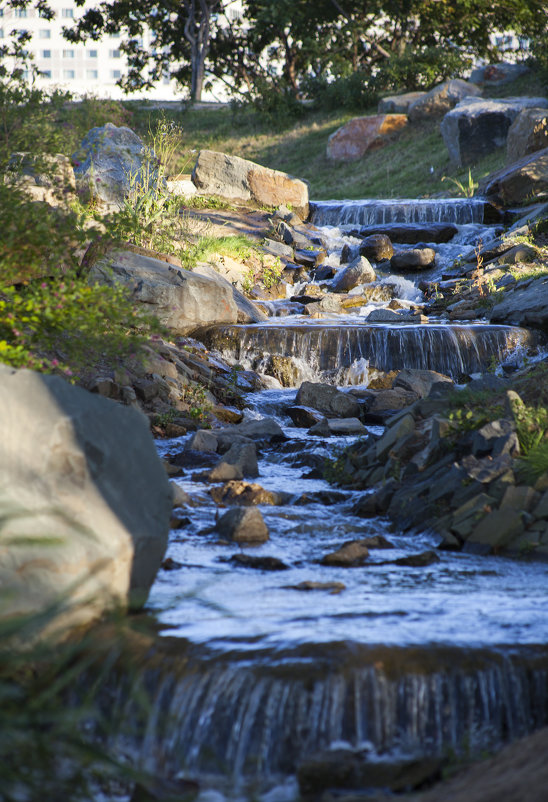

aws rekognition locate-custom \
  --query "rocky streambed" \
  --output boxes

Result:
[106,195,548,800]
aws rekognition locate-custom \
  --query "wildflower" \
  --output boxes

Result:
[51,358,59,367]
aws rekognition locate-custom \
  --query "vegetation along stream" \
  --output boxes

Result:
[119,196,548,800]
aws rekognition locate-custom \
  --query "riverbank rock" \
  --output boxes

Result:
[87,247,238,335]
[391,248,436,271]
[191,149,309,219]
[326,114,408,162]
[506,107,548,164]
[378,91,426,114]
[72,122,147,207]
[360,222,458,244]
[296,382,360,419]
[359,234,394,261]
[408,78,482,122]
[441,96,548,166]
[490,275,548,330]
[215,507,269,544]
[0,366,172,640]
[482,146,548,206]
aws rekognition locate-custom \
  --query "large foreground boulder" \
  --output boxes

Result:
[192,150,309,219]
[0,367,172,639]
[88,247,238,334]
[441,96,548,165]
[408,79,482,122]
[482,146,548,206]
[72,122,148,207]
[326,114,408,162]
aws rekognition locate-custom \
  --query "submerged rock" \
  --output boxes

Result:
[320,539,370,566]
[215,506,269,544]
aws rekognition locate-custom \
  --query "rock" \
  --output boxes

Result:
[229,553,288,570]
[483,146,548,206]
[365,308,404,323]
[206,462,244,482]
[166,176,197,197]
[394,369,453,398]
[495,243,539,265]
[303,296,343,316]
[6,152,76,207]
[296,382,361,418]
[88,248,238,335]
[262,238,295,261]
[210,480,283,507]
[441,96,548,166]
[408,78,482,122]
[490,275,548,329]
[191,149,309,219]
[359,222,458,244]
[393,550,440,567]
[507,108,548,164]
[320,540,370,566]
[72,122,148,208]
[220,441,259,478]
[391,248,436,270]
[330,255,376,292]
[375,413,416,460]
[472,419,519,458]
[359,233,394,261]
[284,580,346,593]
[309,417,367,436]
[286,405,325,428]
[171,482,192,507]
[229,417,286,442]
[470,61,530,85]
[282,263,310,284]
[193,263,268,324]
[367,387,419,414]
[326,114,408,162]
[186,430,219,453]
[215,507,269,544]
[0,366,172,638]
[460,453,513,484]
[378,91,426,114]
[465,508,523,552]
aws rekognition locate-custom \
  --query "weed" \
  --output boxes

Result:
[441,168,478,198]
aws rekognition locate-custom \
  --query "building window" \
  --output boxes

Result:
[63,69,75,79]
[0,9,3,16]
[42,70,52,78]
[63,49,75,58]
[41,49,51,58]
[87,49,97,58]
[86,69,98,79]
[38,29,51,38]
[109,49,121,58]
[62,8,74,18]
[110,69,121,79]
[0,29,3,38]
[14,8,28,18]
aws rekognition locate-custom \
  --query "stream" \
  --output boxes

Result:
[136,198,548,799]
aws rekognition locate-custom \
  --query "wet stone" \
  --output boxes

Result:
[228,553,289,571]
[320,539,370,567]
[286,405,325,428]
[215,506,269,544]
[210,480,285,506]
[284,581,346,594]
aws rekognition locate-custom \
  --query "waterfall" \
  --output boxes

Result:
[107,643,548,783]
[200,323,540,385]
[310,198,486,227]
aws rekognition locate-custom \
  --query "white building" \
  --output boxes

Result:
[0,0,243,101]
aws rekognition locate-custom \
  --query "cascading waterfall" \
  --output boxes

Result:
[109,644,548,783]
[200,323,540,385]
[310,198,486,227]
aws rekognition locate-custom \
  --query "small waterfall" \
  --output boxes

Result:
[200,323,540,385]
[310,198,486,227]
[108,643,548,784]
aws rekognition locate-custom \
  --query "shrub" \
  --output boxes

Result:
[303,70,379,112]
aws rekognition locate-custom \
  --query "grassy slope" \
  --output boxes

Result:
[128,70,546,201]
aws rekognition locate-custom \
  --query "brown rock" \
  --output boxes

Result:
[484,146,548,206]
[210,480,282,506]
[320,539,370,567]
[327,114,408,162]
[506,107,548,164]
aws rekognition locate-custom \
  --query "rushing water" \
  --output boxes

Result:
[310,197,487,227]
[140,198,548,797]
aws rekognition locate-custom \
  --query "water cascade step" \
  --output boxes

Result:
[310,198,487,227]
[199,322,540,385]
[109,642,548,785]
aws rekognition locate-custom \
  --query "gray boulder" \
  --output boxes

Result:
[483,146,548,206]
[192,149,309,219]
[193,263,268,324]
[0,367,172,639]
[394,369,453,398]
[296,382,360,418]
[506,107,548,164]
[330,255,376,292]
[470,62,529,85]
[390,248,435,271]
[220,441,259,478]
[215,507,269,544]
[441,96,548,166]
[408,78,482,122]
[378,91,426,114]
[365,308,405,323]
[88,247,238,335]
[72,122,148,207]
[490,275,548,330]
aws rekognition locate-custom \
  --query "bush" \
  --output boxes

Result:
[374,46,472,92]
[303,70,379,112]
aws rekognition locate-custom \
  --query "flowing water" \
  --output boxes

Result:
[139,199,548,798]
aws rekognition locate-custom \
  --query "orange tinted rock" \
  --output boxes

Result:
[326,114,408,162]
